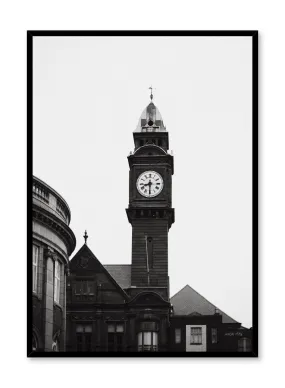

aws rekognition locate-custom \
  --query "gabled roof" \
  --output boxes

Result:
[69,244,129,300]
[170,285,239,324]
[104,265,131,289]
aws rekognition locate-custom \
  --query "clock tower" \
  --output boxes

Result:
[126,95,174,300]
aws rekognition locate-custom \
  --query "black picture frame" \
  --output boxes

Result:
[28,30,258,357]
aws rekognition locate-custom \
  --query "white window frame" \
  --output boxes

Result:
[190,327,202,345]
[54,261,61,304]
[33,245,39,293]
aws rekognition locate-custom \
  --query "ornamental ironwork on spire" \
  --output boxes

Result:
[83,230,88,245]
[135,88,166,133]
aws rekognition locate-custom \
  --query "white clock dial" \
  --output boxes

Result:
[136,171,164,198]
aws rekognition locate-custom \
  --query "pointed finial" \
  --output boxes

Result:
[83,230,88,245]
[149,86,153,101]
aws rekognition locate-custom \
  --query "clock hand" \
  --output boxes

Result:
[148,179,152,195]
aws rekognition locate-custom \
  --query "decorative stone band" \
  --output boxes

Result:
[139,321,158,332]
[71,315,95,321]
[33,204,76,256]
[33,176,71,224]
[126,207,175,229]
[137,310,161,322]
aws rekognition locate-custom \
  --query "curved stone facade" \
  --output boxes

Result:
[32,176,76,352]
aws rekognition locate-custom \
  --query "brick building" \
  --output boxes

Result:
[65,97,252,353]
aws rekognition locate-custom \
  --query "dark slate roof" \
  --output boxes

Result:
[104,265,131,290]
[170,284,239,324]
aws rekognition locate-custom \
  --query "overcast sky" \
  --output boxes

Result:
[33,35,252,328]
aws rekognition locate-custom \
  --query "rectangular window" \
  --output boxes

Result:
[76,324,92,352]
[138,332,158,352]
[190,327,202,345]
[211,328,218,344]
[75,280,94,295]
[33,245,39,293]
[107,323,124,352]
[238,337,251,352]
[175,328,181,344]
[54,261,61,304]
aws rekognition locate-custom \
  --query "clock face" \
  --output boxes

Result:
[136,171,164,198]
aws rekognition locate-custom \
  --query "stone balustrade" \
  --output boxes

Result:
[33,176,71,225]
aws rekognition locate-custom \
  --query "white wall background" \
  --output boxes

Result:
[1,0,285,386]
[33,35,252,328]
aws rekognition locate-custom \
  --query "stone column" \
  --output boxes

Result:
[43,248,55,352]
[61,264,68,352]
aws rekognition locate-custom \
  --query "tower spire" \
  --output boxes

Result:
[83,230,88,245]
[149,86,153,101]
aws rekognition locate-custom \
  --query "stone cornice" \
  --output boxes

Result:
[33,203,76,256]
[33,231,68,261]
[33,176,71,224]
[126,207,175,229]
[33,176,71,219]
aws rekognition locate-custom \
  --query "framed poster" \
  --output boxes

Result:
[28,30,258,357]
